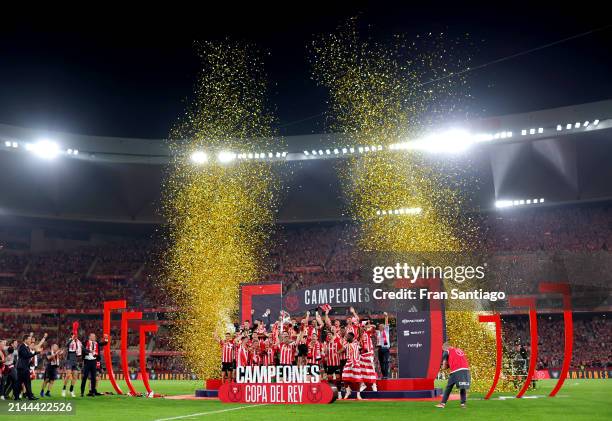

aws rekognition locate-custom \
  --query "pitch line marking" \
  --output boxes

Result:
[153,404,266,421]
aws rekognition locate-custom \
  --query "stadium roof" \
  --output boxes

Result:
[0,100,611,224]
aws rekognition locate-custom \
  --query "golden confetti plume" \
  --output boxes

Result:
[162,41,280,380]
[311,19,510,392]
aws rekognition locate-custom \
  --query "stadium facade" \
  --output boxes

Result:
[0,100,611,250]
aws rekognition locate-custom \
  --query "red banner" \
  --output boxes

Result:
[218,382,336,404]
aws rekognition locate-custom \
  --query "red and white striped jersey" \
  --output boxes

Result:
[220,340,235,363]
[347,323,359,338]
[305,325,318,339]
[326,337,342,366]
[262,345,276,366]
[360,331,374,353]
[345,341,360,364]
[279,342,295,365]
[236,345,249,367]
[250,349,261,366]
[68,339,82,356]
[84,340,99,360]
[307,340,321,363]
[340,338,348,360]
[47,350,61,366]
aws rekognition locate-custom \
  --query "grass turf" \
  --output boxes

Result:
[0,379,610,420]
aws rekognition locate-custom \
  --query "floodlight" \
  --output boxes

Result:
[495,200,513,208]
[217,151,236,164]
[28,139,60,159]
[190,151,208,164]
[410,129,474,153]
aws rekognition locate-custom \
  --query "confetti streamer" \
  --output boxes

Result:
[310,19,510,392]
[162,41,280,380]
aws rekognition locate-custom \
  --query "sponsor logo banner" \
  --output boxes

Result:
[397,309,432,378]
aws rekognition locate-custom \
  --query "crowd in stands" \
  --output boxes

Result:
[485,205,612,252]
[263,224,361,291]
[503,314,612,370]
[0,203,611,372]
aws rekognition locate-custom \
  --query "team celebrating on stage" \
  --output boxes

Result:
[0,307,470,406]
[218,306,391,400]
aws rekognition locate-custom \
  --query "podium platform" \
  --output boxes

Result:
[196,378,442,400]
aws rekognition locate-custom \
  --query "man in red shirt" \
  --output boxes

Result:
[436,342,471,409]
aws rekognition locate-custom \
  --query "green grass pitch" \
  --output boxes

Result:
[1,379,610,420]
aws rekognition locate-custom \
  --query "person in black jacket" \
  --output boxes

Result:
[15,333,47,400]
[80,333,108,397]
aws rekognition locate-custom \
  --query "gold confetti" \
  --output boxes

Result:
[162,41,280,380]
[311,19,510,392]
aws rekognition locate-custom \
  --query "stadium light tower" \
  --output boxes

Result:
[25,139,60,159]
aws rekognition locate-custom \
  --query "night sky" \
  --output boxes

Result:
[1,4,611,138]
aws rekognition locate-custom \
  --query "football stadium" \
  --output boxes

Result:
[0,6,611,421]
